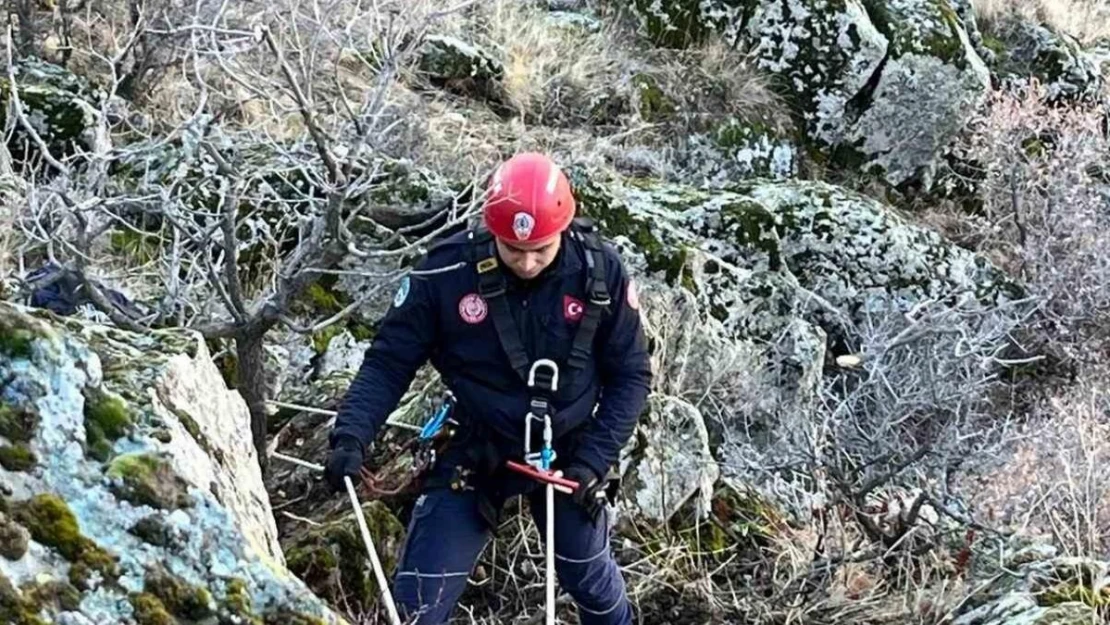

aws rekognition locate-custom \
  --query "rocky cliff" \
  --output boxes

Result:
[4,0,1110,623]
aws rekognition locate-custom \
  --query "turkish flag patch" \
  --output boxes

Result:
[563,295,585,322]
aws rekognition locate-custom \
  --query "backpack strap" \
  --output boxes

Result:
[467,227,535,386]
[565,218,610,377]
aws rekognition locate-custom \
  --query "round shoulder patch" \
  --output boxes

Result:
[459,293,488,324]
[626,279,640,310]
[393,276,411,308]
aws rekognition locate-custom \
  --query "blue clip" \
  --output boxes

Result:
[420,401,450,441]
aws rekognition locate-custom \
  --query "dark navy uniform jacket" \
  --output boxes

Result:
[330,228,653,478]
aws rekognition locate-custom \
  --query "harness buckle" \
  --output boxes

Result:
[587,280,611,306]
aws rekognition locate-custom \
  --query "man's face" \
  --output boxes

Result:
[495,233,561,280]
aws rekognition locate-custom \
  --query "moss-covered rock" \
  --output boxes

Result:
[0,404,38,444]
[0,315,40,360]
[948,550,1110,625]
[631,0,756,48]
[991,19,1103,101]
[0,57,99,167]
[82,386,133,462]
[0,513,30,560]
[0,444,36,472]
[416,35,504,100]
[634,0,991,186]
[572,171,1020,344]
[285,501,404,614]
[128,592,175,625]
[143,564,215,621]
[630,72,677,123]
[106,452,192,510]
[0,572,48,625]
[127,515,173,548]
[20,579,82,613]
[9,494,120,590]
[0,302,344,624]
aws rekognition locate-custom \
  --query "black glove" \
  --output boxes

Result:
[563,464,608,520]
[323,435,365,493]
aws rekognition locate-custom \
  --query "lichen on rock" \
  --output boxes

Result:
[631,0,756,48]
[416,34,504,100]
[0,302,344,625]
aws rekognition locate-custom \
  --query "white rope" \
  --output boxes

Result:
[345,475,402,625]
[264,400,423,433]
[269,451,402,625]
[545,482,555,625]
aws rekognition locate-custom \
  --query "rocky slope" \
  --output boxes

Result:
[0,302,341,625]
[4,0,1110,623]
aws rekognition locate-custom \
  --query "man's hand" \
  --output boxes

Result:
[563,464,608,520]
[324,436,365,493]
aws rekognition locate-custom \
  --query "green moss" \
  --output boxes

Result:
[925,0,967,66]
[632,0,754,48]
[174,407,217,460]
[21,580,82,613]
[0,513,29,559]
[0,572,49,625]
[151,429,172,443]
[10,494,120,590]
[0,404,38,443]
[107,453,192,510]
[672,483,780,568]
[982,34,1006,57]
[263,610,327,625]
[222,578,262,624]
[129,592,175,625]
[311,324,345,355]
[1041,582,1110,608]
[286,501,403,614]
[304,282,343,315]
[110,230,161,265]
[0,324,35,360]
[144,565,213,620]
[0,444,36,471]
[348,321,375,343]
[82,387,133,462]
[631,73,675,123]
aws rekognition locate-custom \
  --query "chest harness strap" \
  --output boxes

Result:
[466,217,611,406]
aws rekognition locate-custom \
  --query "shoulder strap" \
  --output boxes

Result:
[565,219,610,374]
[468,226,534,386]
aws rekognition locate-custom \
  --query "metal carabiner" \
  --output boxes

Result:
[528,358,560,393]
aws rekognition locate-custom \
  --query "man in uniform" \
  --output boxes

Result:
[323,152,652,624]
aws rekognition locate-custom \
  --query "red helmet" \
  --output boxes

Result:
[482,152,575,243]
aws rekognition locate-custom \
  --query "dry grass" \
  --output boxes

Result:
[478,1,622,124]
[972,0,1110,45]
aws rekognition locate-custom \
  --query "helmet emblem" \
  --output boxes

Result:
[512,212,535,240]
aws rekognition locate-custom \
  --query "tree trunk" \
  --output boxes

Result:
[236,332,271,474]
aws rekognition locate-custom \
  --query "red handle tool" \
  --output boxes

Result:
[505,460,580,494]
